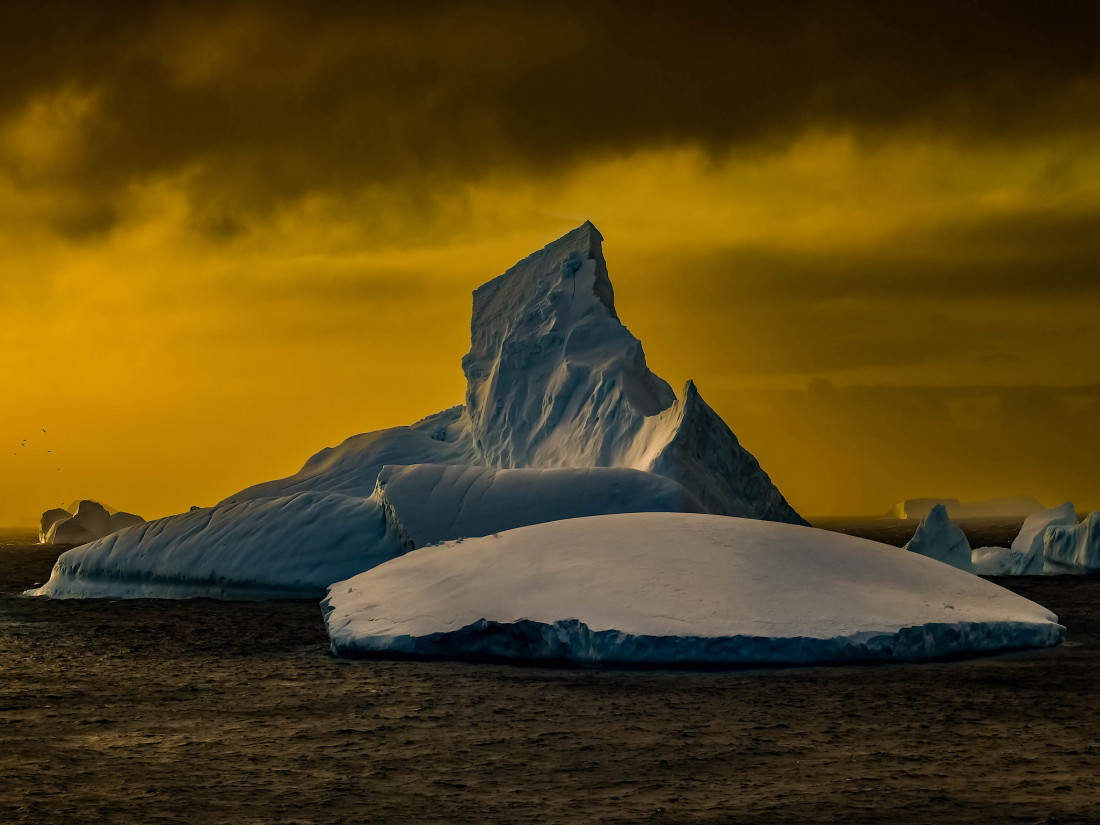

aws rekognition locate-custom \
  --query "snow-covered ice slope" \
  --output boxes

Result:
[1044,512,1100,574]
[30,492,402,599]
[374,463,701,549]
[221,407,475,504]
[323,513,1063,666]
[462,221,804,524]
[903,504,972,572]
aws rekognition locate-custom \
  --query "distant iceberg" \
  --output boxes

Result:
[323,513,1063,666]
[40,500,144,546]
[903,504,972,572]
[32,223,803,600]
[1044,512,1100,574]
[885,497,1044,521]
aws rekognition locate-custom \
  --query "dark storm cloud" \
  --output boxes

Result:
[627,204,1100,376]
[3,0,1100,233]
[679,206,1100,306]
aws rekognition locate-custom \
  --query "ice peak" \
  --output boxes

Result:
[460,224,806,524]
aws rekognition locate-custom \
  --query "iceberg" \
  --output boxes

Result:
[32,222,805,599]
[322,513,1063,666]
[1044,512,1100,574]
[903,504,972,572]
[885,497,1044,520]
[39,508,71,543]
[970,546,1041,576]
[972,501,1073,576]
[1014,501,1077,556]
[461,222,804,523]
[31,492,401,599]
[41,500,145,546]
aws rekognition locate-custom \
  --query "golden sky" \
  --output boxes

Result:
[2,1,1099,524]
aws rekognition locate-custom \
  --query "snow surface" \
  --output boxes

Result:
[323,513,1063,666]
[1044,512,1100,574]
[903,504,972,572]
[220,408,475,504]
[29,493,401,599]
[32,222,806,600]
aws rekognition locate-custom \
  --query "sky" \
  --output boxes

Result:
[2,0,1099,525]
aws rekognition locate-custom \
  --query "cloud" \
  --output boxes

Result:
[3,0,1100,233]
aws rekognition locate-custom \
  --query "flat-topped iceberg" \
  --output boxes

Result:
[33,223,804,599]
[323,513,1064,666]
[885,497,1044,521]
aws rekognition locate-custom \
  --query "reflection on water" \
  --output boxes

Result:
[0,529,37,547]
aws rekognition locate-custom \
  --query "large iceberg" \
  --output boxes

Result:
[1044,512,1100,574]
[903,504,972,572]
[33,223,803,599]
[323,513,1063,666]
[32,493,401,599]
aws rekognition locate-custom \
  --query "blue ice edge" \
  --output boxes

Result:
[321,612,1066,668]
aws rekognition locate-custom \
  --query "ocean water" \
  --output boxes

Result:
[3,520,1097,824]
[0,529,36,547]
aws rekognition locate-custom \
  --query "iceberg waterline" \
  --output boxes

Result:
[323,513,1065,666]
[31,222,803,600]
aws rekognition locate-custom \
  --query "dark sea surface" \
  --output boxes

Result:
[2,521,1099,824]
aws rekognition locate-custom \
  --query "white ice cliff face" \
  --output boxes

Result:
[970,546,1045,576]
[903,504,973,572]
[1044,511,1100,574]
[461,221,804,524]
[1015,502,1077,556]
[323,513,1063,666]
[32,221,806,599]
[39,508,71,543]
[969,503,1082,577]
